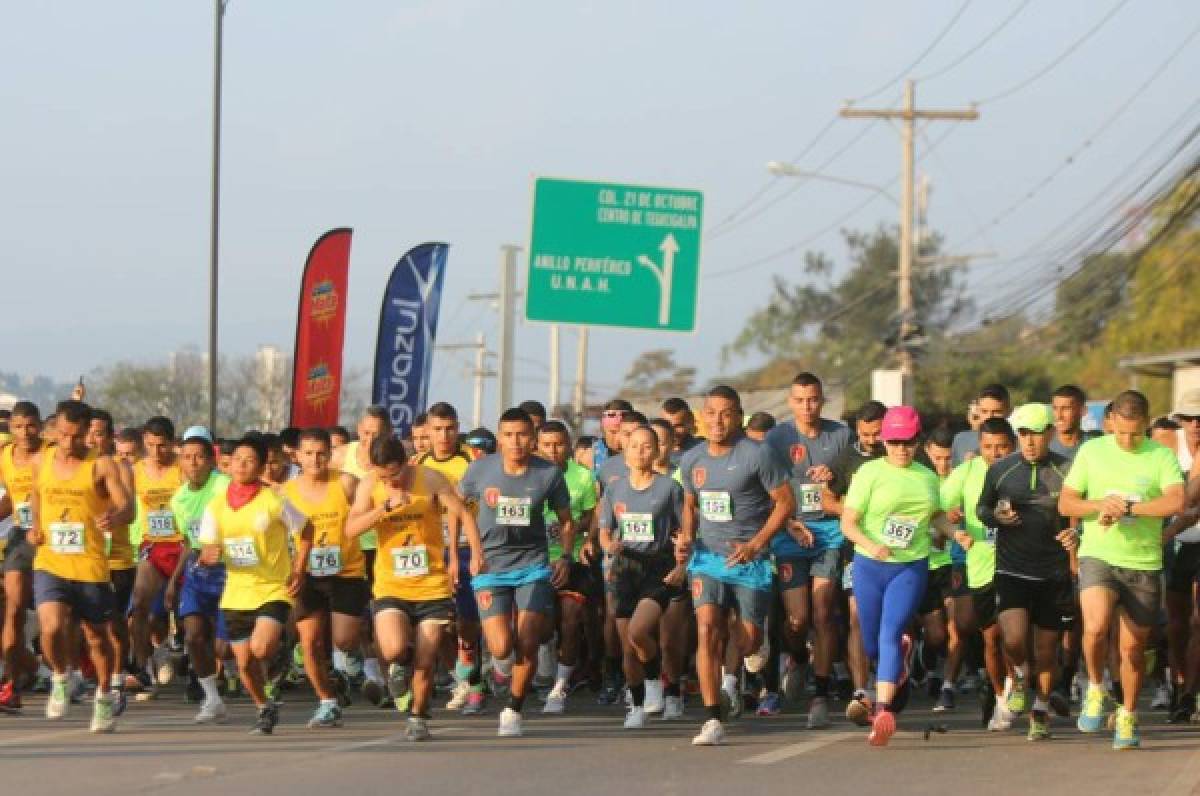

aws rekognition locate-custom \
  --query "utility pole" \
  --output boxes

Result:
[549,324,560,414]
[467,245,523,423]
[207,0,227,435]
[841,80,977,400]
[436,333,494,428]
[573,327,588,428]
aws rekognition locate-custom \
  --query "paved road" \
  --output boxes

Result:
[2,685,1198,795]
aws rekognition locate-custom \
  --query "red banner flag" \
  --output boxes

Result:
[290,228,353,428]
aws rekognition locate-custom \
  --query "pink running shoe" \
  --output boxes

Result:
[897,634,914,689]
[868,709,895,747]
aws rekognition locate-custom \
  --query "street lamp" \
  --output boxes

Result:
[208,0,227,435]
[765,161,899,205]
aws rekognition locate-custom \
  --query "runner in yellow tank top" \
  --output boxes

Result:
[128,416,185,695]
[347,435,483,742]
[283,428,365,728]
[28,401,132,732]
[0,401,44,711]
[198,435,313,736]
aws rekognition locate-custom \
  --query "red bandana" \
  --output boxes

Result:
[227,481,263,511]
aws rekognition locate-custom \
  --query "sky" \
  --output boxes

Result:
[2,0,1198,421]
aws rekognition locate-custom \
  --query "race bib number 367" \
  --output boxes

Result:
[881,515,918,549]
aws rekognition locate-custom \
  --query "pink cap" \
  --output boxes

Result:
[881,406,922,442]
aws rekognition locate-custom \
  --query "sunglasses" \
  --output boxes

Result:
[602,410,623,418]
[884,438,919,447]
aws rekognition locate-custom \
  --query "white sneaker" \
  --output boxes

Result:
[806,695,830,729]
[194,699,228,724]
[446,680,471,711]
[662,695,684,721]
[988,701,1014,732]
[498,707,523,737]
[744,637,770,674]
[1152,684,1171,710]
[542,684,568,714]
[90,695,115,734]
[644,679,665,714]
[691,718,725,746]
[152,645,175,687]
[721,680,742,719]
[46,679,69,720]
[624,706,647,729]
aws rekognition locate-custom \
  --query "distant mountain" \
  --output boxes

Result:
[0,371,76,414]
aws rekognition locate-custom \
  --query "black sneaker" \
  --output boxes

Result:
[933,687,955,712]
[597,680,622,706]
[332,670,353,708]
[980,681,996,730]
[1048,689,1070,718]
[250,703,279,735]
[1170,693,1195,724]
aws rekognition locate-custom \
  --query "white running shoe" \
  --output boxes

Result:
[662,695,684,721]
[624,706,647,729]
[721,680,742,719]
[989,701,1015,732]
[152,645,175,687]
[644,679,665,714]
[806,696,831,729]
[744,638,770,674]
[542,684,568,714]
[498,707,523,737]
[691,718,725,746]
[90,695,115,734]
[194,699,228,724]
[45,679,68,720]
[1152,684,1171,710]
[446,680,471,711]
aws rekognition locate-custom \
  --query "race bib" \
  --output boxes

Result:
[496,496,532,527]
[881,515,918,549]
[309,545,342,577]
[620,512,655,544]
[798,484,823,515]
[391,544,429,578]
[15,501,33,529]
[224,537,259,567]
[984,526,998,544]
[146,510,176,538]
[49,521,85,554]
[699,490,732,523]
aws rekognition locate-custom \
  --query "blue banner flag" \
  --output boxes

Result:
[371,242,449,437]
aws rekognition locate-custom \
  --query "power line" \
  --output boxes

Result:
[913,0,1033,82]
[849,0,974,104]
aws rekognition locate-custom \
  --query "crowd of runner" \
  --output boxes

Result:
[1,374,1198,751]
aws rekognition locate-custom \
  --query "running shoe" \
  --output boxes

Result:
[662,695,685,721]
[1007,673,1027,715]
[497,707,523,737]
[307,701,343,728]
[989,701,1015,732]
[1152,683,1171,711]
[45,678,69,720]
[361,678,387,707]
[1048,689,1070,718]
[846,694,873,727]
[250,703,279,735]
[1077,686,1115,734]
[1027,712,1051,742]
[90,694,115,734]
[933,687,955,713]
[446,680,471,711]
[867,709,895,747]
[597,678,621,706]
[644,679,665,714]
[542,683,568,714]
[624,706,647,729]
[152,645,175,687]
[491,667,513,700]
[1170,692,1195,724]
[0,681,22,714]
[807,696,830,729]
[332,670,353,708]
[720,679,741,719]
[691,718,725,746]
[185,674,205,704]
[743,638,770,674]
[463,690,486,715]
[405,716,431,742]
[194,698,229,724]
[1112,707,1139,750]
[756,692,782,717]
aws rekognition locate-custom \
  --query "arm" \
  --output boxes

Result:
[1058,486,1126,526]
[841,506,889,561]
[289,519,314,598]
[550,506,575,589]
[1134,483,1185,520]
[975,465,1002,529]
[345,476,385,539]
[96,455,133,530]
[727,481,795,566]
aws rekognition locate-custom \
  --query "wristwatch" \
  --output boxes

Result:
[1124,499,1136,518]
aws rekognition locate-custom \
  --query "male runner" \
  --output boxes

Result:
[460,407,573,738]
[918,428,964,712]
[0,402,42,711]
[197,435,313,735]
[283,428,365,729]
[677,386,795,746]
[1060,390,1184,749]
[29,400,132,731]
[977,404,1077,741]
[519,400,548,431]
[1173,388,1200,478]
[410,413,431,459]
[763,372,848,728]
[952,385,1011,465]
[593,399,633,474]
[661,397,704,469]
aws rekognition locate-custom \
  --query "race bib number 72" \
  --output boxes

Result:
[49,522,85,554]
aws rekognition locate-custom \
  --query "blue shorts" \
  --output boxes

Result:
[33,570,114,625]
[179,559,229,641]
[448,546,478,624]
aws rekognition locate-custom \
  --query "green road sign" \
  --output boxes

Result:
[525,177,703,332]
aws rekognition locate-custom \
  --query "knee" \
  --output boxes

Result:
[785,615,807,636]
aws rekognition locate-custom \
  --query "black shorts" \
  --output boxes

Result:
[372,596,455,625]
[557,561,599,601]
[612,556,683,619]
[919,565,952,615]
[110,567,135,616]
[2,527,35,573]
[971,584,997,629]
[296,575,370,619]
[994,572,1076,631]
[223,600,290,643]
[1168,543,1200,594]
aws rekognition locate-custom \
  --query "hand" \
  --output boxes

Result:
[995,506,1020,526]
[1098,513,1117,528]
[286,571,305,598]
[95,510,116,533]
[26,528,44,546]
[1056,528,1080,554]
[787,519,814,548]
[871,543,892,561]
[470,550,486,577]
[674,535,693,565]
[725,539,762,567]
[1100,495,1128,520]
[198,545,220,566]
[806,465,833,484]
[946,508,964,525]
[551,558,570,589]
[953,530,973,550]
[662,564,687,589]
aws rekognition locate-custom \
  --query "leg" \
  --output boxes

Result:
[847,596,868,691]
[1080,586,1117,687]
[128,559,165,670]
[659,597,689,688]
[410,619,447,717]
[511,609,547,702]
[36,601,73,675]
[2,570,35,686]
[1032,627,1060,702]
[557,596,584,669]
[998,608,1030,673]
[1116,609,1151,713]
[80,621,115,693]
[183,614,216,678]
[296,612,334,701]
[874,562,927,708]
[694,603,729,713]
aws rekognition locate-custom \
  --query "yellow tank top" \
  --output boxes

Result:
[341,440,377,551]
[135,460,184,545]
[0,443,39,529]
[205,487,296,610]
[417,450,473,547]
[34,450,109,583]
[282,476,364,579]
[372,467,449,601]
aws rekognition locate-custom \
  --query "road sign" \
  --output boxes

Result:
[525,177,703,332]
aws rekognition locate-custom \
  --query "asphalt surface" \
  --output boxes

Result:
[1,683,1199,796]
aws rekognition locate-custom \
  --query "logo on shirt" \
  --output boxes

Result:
[476,590,493,611]
[778,562,793,584]
[691,579,704,600]
[790,444,808,464]
[693,467,707,488]
[484,487,500,508]
[613,502,627,519]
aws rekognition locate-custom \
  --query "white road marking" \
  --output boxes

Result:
[738,731,858,765]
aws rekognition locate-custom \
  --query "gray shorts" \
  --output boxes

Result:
[3,528,36,573]
[1078,556,1161,628]
[474,579,556,620]
[776,548,841,591]
[690,573,771,630]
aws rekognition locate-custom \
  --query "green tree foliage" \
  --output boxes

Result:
[620,349,696,399]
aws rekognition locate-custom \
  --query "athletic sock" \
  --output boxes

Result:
[1032,696,1049,714]
[454,661,473,684]
[110,673,123,690]
[509,693,525,712]
[705,704,721,721]
[644,657,661,681]
[630,682,646,707]
[1014,664,1027,681]
[199,675,220,702]
[722,673,738,694]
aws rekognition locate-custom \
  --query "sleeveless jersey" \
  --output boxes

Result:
[371,468,449,602]
[34,450,110,583]
[0,443,38,529]
[417,450,473,546]
[340,440,377,551]
[282,476,364,578]
[135,460,184,545]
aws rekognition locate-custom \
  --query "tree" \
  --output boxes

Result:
[620,349,696,399]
